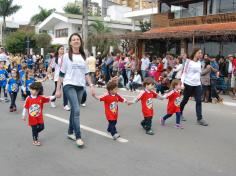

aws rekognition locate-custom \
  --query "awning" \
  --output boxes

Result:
[144,22,236,39]
[97,22,236,40]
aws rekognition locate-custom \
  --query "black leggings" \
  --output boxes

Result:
[180,84,202,121]
[0,86,7,98]
[10,92,18,108]
[31,124,45,141]
[51,81,57,102]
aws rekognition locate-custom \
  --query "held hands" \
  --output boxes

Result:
[22,116,26,121]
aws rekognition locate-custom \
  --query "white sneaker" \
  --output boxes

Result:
[50,102,56,108]
[81,103,86,107]
[67,134,76,141]
[64,105,70,111]
[112,133,120,140]
[76,139,84,147]
[0,97,4,101]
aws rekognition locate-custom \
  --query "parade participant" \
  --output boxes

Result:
[55,33,94,148]
[180,48,208,126]
[92,80,127,140]
[6,69,21,112]
[0,59,9,102]
[160,79,183,129]
[22,82,55,146]
[128,77,160,135]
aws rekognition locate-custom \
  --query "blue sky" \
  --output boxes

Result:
[7,0,102,24]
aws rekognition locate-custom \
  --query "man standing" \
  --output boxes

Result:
[140,53,150,80]
[86,53,96,84]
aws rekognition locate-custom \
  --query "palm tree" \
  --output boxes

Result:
[63,2,81,15]
[88,20,117,56]
[0,0,21,46]
[82,0,88,55]
[29,6,55,25]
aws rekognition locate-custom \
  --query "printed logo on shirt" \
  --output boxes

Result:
[146,98,153,109]
[109,102,117,113]
[0,74,6,81]
[29,104,41,117]
[11,83,18,92]
[175,97,182,107]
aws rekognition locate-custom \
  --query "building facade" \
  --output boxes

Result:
[110,0,156,10]
[139,0,236,57]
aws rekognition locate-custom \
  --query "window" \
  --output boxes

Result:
[208,0,236,14]
[55,28,68,38]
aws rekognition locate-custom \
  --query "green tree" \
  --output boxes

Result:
[5,30,51,54]
[0,0,21,46]
[88,20,118,56]
[29,6,55,25]
[5,30,34,54]
[34,33,52,49]
[63,2,81,15]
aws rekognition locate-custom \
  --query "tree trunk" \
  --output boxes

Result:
[2,16,6,46]
[82,0,88,56]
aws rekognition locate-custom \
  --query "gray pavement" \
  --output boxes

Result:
[0,80,236,176]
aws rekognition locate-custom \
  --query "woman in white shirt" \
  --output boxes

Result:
[49,45,70,110]
[173,57,183,80]
[56,33,94,147]
[180,48,208,126]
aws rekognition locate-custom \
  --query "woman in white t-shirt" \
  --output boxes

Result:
[180,48,208,126]
[49,45,70,110]
[56,33,94,147]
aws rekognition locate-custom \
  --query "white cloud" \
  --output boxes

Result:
[8,0,102,24]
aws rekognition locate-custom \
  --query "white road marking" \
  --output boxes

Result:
[223,102,236,107]
[45,114,129,143]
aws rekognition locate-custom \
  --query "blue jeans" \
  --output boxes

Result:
[141,70,147,80]
[64,85,84,139]
[162,112,181,125]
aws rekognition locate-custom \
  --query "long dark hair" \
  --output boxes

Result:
[54,45,64,64]
[68,33,86,61]
[190,48,201,60]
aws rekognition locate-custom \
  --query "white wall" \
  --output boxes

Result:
[106,5,132,23]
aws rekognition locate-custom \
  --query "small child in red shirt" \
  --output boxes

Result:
[92,80,127,140]
[128,77,160,135]
[160,79,183,129]
[22,82,55,146]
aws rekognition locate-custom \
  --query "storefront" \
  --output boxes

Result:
[142,0,236,57]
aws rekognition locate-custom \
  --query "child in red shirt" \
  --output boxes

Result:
[160,79,183,129]
[92,80,127,140]
[22,82,55,146]
[129,77,160,135]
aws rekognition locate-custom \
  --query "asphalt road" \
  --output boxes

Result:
[0,80,235,176]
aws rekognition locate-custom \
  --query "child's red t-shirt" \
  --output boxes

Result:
[24,96,50,126]
[99,93,126,121]
[165,90,182,114]
[137,90,158,118]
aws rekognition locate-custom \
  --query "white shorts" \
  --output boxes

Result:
[231,74,236,88]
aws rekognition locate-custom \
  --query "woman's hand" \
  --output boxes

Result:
[90,85,95,97]
[55,89,62,98]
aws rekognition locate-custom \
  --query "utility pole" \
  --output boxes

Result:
[82,0,88,56]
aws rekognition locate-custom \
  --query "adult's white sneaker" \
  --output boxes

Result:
[50,102,56,108]
[76,139,84,147]
[64,105,70,111]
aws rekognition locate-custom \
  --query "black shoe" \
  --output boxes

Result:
[181,115,186,121]
[197,119,208,126]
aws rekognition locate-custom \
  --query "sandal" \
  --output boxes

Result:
[32,141,41,146]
